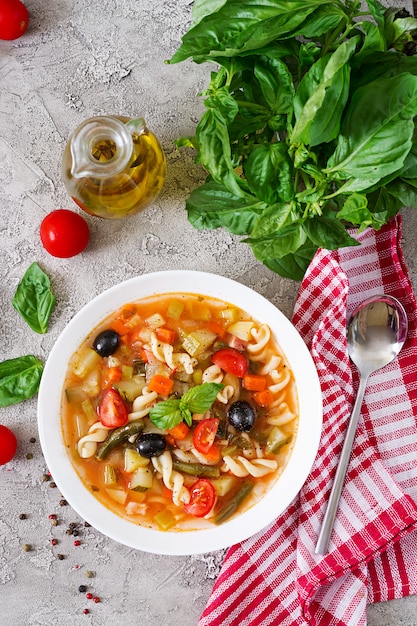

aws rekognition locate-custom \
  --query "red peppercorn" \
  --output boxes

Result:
[93,597,100,603]
[83,608,89,615]
[51,538,58,546]
[48,514,57,520]
[73,540,81,546]
[86,592,93,600]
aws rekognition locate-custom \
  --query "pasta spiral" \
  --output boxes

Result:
[77,421,111,458]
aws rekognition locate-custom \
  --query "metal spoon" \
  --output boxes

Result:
[315,294,408,555]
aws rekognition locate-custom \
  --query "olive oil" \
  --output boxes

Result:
[62,116,166,219]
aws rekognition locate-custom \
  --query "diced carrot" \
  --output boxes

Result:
[206,320,227,339]
[110,319,130,336]
[119,303,137,321]
[148,374,174,396]
[155,327,177,345]
[243,374,267,392]
[168,422,190,441]
[105,366,122,384]
[253,389,274,406]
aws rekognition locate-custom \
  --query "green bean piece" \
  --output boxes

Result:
[212,481,254,525]
[95,421,144,461]
[172,459,220,479]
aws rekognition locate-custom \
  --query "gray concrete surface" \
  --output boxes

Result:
[1,1,417,624]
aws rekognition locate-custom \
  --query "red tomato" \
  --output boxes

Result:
[184,479,216,517]
[211,347,248,377]
[98,388,129,428]
[40,209,89,258]
[0,425,17,465]
[193,418,219,455]
[0,0,29,41]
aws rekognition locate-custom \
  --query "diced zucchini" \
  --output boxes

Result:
[81,399,96,422]
[114,376,146,402]
[228,321,255,341]
[145,313,166,329]
[219,308,239,324]
[124,448,150,473]
[166,299,185,320]
[82,370,101,397]
[122,365,134,379]
[106,488,127,505]
[65,385,87,403]
[130,466,154,491]
[266,426,291,454]
[210,475,238,497]
[192,368,203,385]
[103,464,118,486]
[72,348,101,378]
[182,330,217,357]
[188,301,211,321]
[154,508,176,531]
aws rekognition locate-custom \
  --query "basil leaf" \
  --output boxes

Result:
[264,243,318,281]
[302,211,360,250]
[326,73,417,184]
[247,222,307,261]
[181,382,224,414]
[244,143,294,204]
[186,181,264,235]
[0,355,44,407]
[12,262,56,334]
[149,399,183,430]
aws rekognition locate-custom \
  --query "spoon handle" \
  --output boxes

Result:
[315,373,369,555]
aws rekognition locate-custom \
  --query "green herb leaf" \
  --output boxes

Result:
[0,355,44,407]
[12,262,56,334]
[180,382,224,414]
[149,399,183,430]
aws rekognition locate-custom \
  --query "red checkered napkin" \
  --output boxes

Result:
[200,216,417,626]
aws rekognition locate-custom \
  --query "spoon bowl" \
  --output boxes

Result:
[315,294,408,555]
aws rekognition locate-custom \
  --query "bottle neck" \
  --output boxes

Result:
[70,116,134,179]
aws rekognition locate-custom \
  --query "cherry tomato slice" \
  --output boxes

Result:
[0,0,29,41]
[192,418,219,455]
[40,209,89,258]
[98,388,129,428]
[211,347,248,378]
[184,479,216,518]
[0,425,17,465]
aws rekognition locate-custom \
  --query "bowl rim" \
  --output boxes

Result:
[37,270,322,555]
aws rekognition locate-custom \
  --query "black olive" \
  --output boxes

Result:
[93,329,120,357]
[227,401,256,432]
[136,433,167,458]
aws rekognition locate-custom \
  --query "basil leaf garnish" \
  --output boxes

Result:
[0,355,44,407]
[12,262,56,334]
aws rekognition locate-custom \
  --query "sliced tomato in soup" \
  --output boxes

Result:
[99,388,129,428]
[184,479,216,517]
[211,347,248,377]
[193,418,219,455]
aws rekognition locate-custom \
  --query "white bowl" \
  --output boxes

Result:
[37,270,322,555]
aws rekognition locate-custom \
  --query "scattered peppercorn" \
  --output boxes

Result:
[59,499,68,506]
[72,529,79,537]
[84,521,91,527]
[19,513,27,520]
[26,453,33,460]
[74,540,81,547]
[86,592,93,600]
[86,570,95,579]
[42,474,50,482]
[78,585,87,593]
[23,544,32,552]
[30,437,36,443]
[57,554,65,560]
[93,597,100,603]
[83,609,89,615]
[51,538,58,546]
[49,482,57,488]
[48,514,57,520]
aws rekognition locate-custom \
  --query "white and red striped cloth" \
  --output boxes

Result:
[200,216,417,626]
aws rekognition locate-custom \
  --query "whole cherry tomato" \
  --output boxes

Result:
[211,347,248,378]
[0,425,17,465]
[0,0,29,41]
[40,209,89,258]
[184,479,216,518]
[98,388,129,428]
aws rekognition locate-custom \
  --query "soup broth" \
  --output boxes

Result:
[61,293,299,531]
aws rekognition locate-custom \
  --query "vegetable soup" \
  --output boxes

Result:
[61,293,299,531]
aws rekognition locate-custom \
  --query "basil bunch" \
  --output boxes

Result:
[171,0,417,279]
